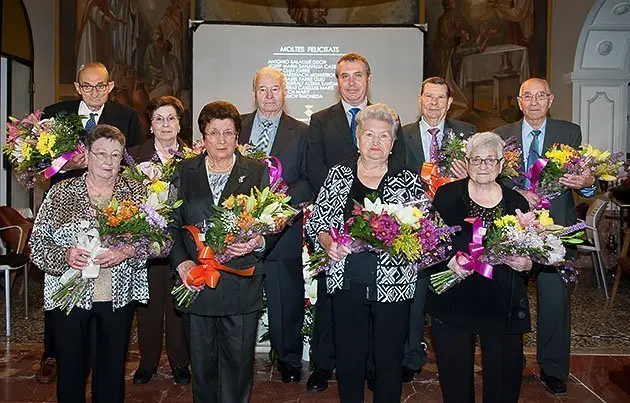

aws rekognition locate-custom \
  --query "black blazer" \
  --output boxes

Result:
[168,152,276,316]
[425,179,533,335]
[127,136,188,163]
[240,111,311,261]
[306,101,407,194]
[402,118,477,171]
[493,118,582,227]
[43,100,142,186]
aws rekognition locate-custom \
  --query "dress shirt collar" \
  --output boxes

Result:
[78,101,105,125]
[341,99,368,119]
[255,109,282,127]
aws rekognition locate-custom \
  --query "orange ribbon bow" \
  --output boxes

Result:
[420,162,458,199]
[184,225,255,289]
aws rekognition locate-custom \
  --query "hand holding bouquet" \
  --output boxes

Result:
[308,196,459,274]
[4,110,85,188]
[172,186,298,307]
[430,209,585,294]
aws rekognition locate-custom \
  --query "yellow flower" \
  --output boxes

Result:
[545,148,570,165]
[412,207,424,219]
[35,132,57,156]
[494,215,521,229]
[148,180,168,194]
[21,143,33,161]
[222,195,236,209]
[536,210,555,227]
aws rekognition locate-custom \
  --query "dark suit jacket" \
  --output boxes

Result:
[240,111,311,261]
[402,118,477,172]
[425,179,533,335]
[43,100,142,186]
[494,118,582,227]
[306,101,407,194]
[169,152,275,316]
[127,137,188,164]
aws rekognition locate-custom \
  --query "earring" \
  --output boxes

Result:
[150,127,154,134]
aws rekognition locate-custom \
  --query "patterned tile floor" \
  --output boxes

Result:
[2,253,630,402]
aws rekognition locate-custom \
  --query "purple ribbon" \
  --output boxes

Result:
[455,217,493,279]
[521,157,551,209]
[42,144,85,180]
[263,156,288,193]
[330,226,351,246]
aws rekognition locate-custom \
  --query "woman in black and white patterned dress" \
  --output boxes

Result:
[30,125,149,403]
[306,104,431,403]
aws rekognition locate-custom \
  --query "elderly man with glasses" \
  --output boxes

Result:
[35,61,142,385]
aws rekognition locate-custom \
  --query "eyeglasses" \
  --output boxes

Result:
[78,83,109,93]
[204,130,236,140]
[90,150,123,162]
[518,92,551,102]
[467,157,503,167]
[152,114,179,125]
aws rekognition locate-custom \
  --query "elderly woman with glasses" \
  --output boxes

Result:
[306,103,431,403]
[169,101,276,403]
[425,132,537,403]
[29,124,150,403]
[128,96,190,386]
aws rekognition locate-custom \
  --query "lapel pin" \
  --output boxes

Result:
[239,175,245,183]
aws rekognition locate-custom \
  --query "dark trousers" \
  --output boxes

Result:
[51,302,134,403]
[332,286,411,403]
[136,261,189,370]
[42,309,55,360]
[536,270,571,380]
[188,311,259,403]
[311,273,335,372]
[431,318,524,403]
[263,259,304,368]
[403,275,429,370]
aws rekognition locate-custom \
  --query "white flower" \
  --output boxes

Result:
[363,197,386,215]
[304,277,318,305]
[146,190,168,210]
[391,205,422,228]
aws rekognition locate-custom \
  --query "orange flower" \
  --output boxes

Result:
[237,212,255,231]
[224,233,236,245]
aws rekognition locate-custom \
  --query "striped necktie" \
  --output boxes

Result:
[85,113,97,132]
[349,107,361,145]
[428,127,440,162]
[256,119,273,153]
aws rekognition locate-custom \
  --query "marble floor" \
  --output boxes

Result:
[2,254,630,402]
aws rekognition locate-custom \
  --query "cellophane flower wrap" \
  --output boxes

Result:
[171,186,298,307]
[3,110,85,188]
[430,209,586,294]
[97,194,181,260]
[526,143,623,204]
[308,195,460,274]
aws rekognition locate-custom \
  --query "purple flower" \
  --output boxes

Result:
[369,213,400,246]
[140,203,168,229]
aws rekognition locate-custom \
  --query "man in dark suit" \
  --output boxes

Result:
[239,67,311,383]
[35,62,142,384]
[400,76,476,383]
[42,62,142,188]
[494,78,595,395]
[305,52,407,392]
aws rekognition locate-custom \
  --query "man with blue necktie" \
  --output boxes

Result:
[239,67,311,384]
[35,62,141,385]
[494,77,595,396]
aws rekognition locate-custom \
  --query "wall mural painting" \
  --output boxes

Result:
[423,0,549,129]
[57,0,190,136]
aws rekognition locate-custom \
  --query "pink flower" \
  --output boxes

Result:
[515,209,539,228]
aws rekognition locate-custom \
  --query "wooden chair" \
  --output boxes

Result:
[609,228,630,308]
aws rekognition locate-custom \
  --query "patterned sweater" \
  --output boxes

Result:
[306,161,430,303]
[30,174,149,311]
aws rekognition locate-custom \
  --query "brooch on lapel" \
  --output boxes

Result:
[238,175,246,183]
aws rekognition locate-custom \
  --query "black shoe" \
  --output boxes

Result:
[402,366,419,383]
[172,366,191,385]
[133,367,156,385]
[278,360,301,383]
[366,370,376,391]
[540,370,567,395]
[307,368,331,392]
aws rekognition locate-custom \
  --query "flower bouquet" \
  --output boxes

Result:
[430,209,586,294]
[237,142,267,162]
[3,110,85,188]
[500,136,523,180]
[51,225,108,314]
[421,130,466,198]
[523,143,624,207]
[308,195,460,274]
[172,186,298,307]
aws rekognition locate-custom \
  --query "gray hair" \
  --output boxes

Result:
[252,66,287,93]
[85,124,126,150]
[355,103,399,140]
[76,62,110,82]
[466,131,504,159]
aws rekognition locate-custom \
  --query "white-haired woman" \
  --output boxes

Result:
[307,104,432,403]
[426,132,537,403]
